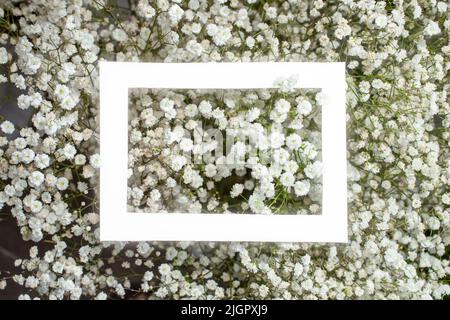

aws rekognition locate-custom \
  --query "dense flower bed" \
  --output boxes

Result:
[127,88,323,215]
[0,0,449,299]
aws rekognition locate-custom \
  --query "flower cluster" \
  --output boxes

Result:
[127,88,322,215]
[0,0,449,300]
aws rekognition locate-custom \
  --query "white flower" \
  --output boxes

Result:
[248,194,267,214]
[29,171,45,187]
[424,21,441,37]
[334,23,351,40]
[166,126,185,144]
[442,193,450,205]
[185,104,198,117]
[374,15,388,28]
[30,200,43,213]
[74,154,86,166]
[270,99,291,123]
[168,4,184,24]
[269,109,287,123]
[158,263,171,276]
[60,95,77,110]
[25,276,39,289]
[150,189,161,201]
[269,131,285,149]
[54,84,70,100]
[280,172,295,188]
[294,180,310,196]
[304,161,322,179]
[90,154,100,168]
[95,292,108,300]
[436,2,447,13]
[212,26,232,46]
[131,187,144,200]
[205,164,217,177]
[274,75,299,93]
[246,37,255,48]
[244,180,254,191]
[56,177,69,191]
[384,248,404,269]
[198,100,213,117]
[112,28,128,42]
[34,154,49,169]
[246,108,260,122]
[17,95,31,110]
[297,99,312,115]
[274,98,291,114]
[284,160,298,173]
[170,155,187,171]
[230,184,244,198]
[143,271,154,281]
[186,40,203,56]
[179,138,193,152]
[137,0,156,19]
[62,144,77,159]
[259,285,269,298]
[1,120,14,134]
[160,98,175,112]
[286,133,302,150]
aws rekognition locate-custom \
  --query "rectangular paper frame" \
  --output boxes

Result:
[99,62,347,242]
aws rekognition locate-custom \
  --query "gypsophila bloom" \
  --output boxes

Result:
[168,4,184,24]
[424,21,441,37]
[230,184,245,198]
[374,15,388,29]
[1,120,14,134]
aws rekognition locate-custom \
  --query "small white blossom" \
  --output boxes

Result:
[1,120,14,134]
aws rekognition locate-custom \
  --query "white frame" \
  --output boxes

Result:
[99,62,347,242]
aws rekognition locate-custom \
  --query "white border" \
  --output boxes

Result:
[99,62,347,242]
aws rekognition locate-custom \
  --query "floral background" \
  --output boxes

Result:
[0,0,449,299]
[127,88,323,215]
